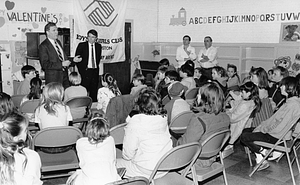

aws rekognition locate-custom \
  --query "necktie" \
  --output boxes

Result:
[91,45,95,68]
[55,41,63,62]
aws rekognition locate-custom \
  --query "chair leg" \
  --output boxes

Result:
[244,147,253,166]
[191,165,198,185]
[293,146,300,174]
[286,150,297,185]
[220,152,229,185]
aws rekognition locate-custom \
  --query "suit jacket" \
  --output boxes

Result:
[75,42,102,78]
[39,38,68,84]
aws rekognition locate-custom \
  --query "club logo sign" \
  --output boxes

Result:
[84,0,118,27]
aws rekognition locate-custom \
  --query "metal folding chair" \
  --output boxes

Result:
[183,129,231,185]
[249,117,300,185]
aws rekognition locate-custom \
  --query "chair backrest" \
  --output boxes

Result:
[161,95,171,106]
[110,123,127,145]
[182,129,230,177]
[185,87,199,99]
[169,111,194,130]
[106,176,149,185]
[33,126,83,149]
[65,96,92,109]
[11,94,25,109]
[20,99,41,114]
[148,142,201,181]
[199,129,231,159]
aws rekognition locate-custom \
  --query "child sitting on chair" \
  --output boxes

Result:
[35,82,72,129]
[225,82,261,151]
[97,73,121,114]
[17,65,36,95]
[64,72,87,102]
[155,66,168,97]
[0,111,42,185]
[67,113,121,185]
[241,76,300,171]
[226,64,240,91]
[160,70,180,99]
[194,67,209,87]
[130,73,147,97]
[164,82,189,124]
[64,72,88,120]
[180,63,196,91]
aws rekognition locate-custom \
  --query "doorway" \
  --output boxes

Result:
[104,22,131,94]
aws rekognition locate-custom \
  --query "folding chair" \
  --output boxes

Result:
[183,129,230,185]
[110,123,127,158]
[169,111,194,135]
[11,94,26,109]
[184,87,199,106]
[161,95,171,106]
[148,142,201,184]
[20,99,41,131]
[32,126,83,179]
[106,176,149,185]
[65,96,92,131]
[249,117,300,185]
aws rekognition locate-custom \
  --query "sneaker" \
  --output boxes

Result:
[267,151,282,161]
[256,161,270,171]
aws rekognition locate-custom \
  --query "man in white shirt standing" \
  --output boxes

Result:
[176,35,197,68]
[198,36,218,79]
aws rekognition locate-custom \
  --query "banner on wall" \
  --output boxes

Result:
[0,2,71,41]
[73,0,127,63]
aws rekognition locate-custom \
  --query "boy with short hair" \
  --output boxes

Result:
[130,73,147,96]
[161,70,181,99]
[180,63,196,91]
[155,66,168,97]
[164,82,189,124]
[17,65,36,95]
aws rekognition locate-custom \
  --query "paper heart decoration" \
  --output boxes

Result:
[63,17,69,22]
[32,22,39,29]
[21,28,27,32]
[17,27,20,30]
[41,7,47,13]
[5,0,15,10]
[0,17,5,28]
[12,34,16,37]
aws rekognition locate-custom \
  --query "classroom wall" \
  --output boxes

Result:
[0,0,300,94]
[130,0,300,78]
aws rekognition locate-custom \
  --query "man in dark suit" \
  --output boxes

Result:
[73,29,102,102]
[39,22,71,89]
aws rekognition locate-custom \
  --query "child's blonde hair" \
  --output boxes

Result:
[86,113,110,144]
[69,72,82,85]
[41,82,65,115]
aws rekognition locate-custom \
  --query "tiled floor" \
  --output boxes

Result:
[43,141,300,185]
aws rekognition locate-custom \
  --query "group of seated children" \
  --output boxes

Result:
[5,57,300,185]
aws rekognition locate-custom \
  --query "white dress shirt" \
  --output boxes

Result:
[198,46,218,68]
[176,45,197,67]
